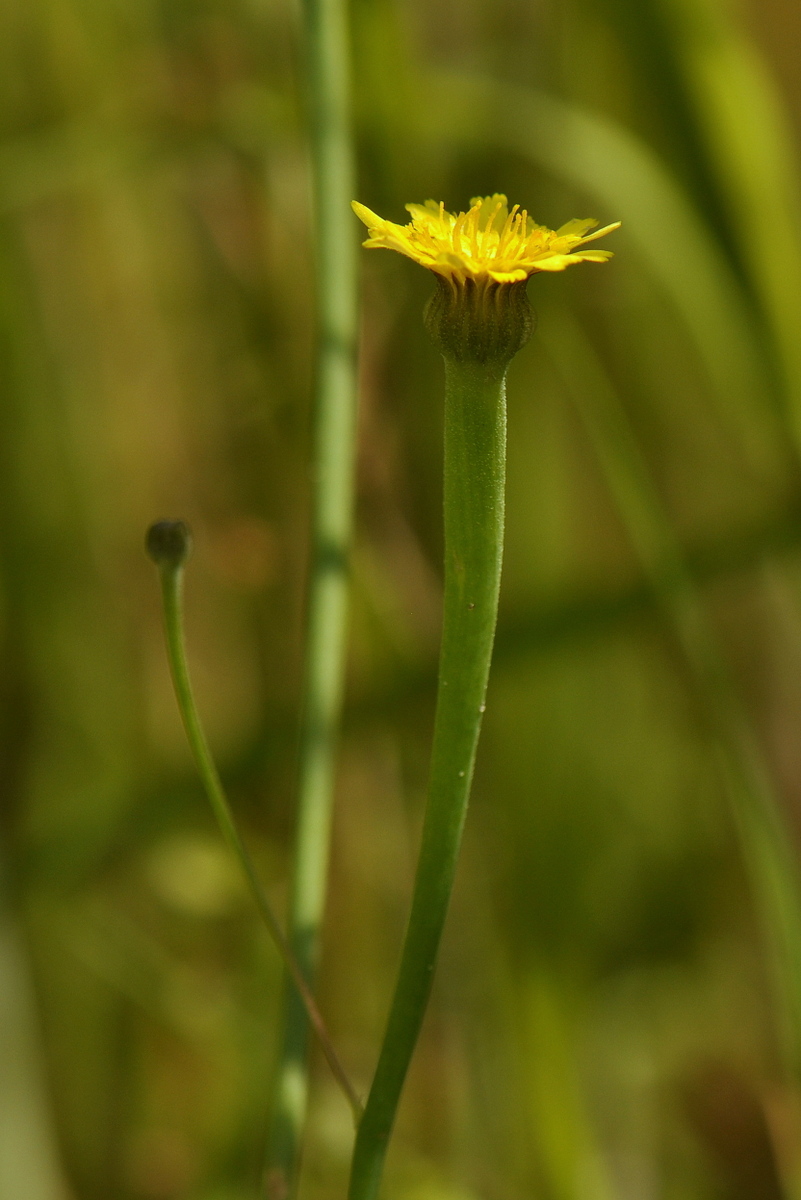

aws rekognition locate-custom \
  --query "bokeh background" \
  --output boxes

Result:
[4,0,801,1197]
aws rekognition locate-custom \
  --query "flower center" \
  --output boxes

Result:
[436,200,544,265]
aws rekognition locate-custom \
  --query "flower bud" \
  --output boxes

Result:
[146,520,193,568]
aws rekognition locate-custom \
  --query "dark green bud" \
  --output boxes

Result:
[146,520,193,568]
[424,277,535,367]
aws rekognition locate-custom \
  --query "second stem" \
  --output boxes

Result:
[266,0,357,1187]
[348,356,508,1200]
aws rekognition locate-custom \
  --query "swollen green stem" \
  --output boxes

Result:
[347,357,508,1200]
[147,527,362,1128]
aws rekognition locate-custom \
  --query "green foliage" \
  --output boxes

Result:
[2,0,801,1197]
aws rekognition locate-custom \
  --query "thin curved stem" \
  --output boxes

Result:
[265,0,359,1186]
[348,358,507,1200]
[156,561,363,1126]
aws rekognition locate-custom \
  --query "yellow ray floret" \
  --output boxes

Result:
[352,195,620,284]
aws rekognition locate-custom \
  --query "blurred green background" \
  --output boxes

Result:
[4,0,801,1197]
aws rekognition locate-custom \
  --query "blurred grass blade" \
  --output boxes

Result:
[422,73,775,464]
[543,307,801,1100]
[658,0,801,455]
[0,862,70,1200]
[521,973,615,1200]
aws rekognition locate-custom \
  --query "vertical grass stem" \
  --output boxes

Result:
[266,0,359,1189]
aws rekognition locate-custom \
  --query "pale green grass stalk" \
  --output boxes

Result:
[146,523,362,1128]
[265,0,359,1190]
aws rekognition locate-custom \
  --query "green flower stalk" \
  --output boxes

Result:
[347,196,619,1200]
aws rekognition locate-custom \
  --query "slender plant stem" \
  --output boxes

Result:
[266,0,359,1187]
[155,559,363,1125]
[347,358,508,1200]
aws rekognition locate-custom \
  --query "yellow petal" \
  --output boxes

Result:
[555,218,599,238]
[487,267,529,283]
[531,254,579,272]
[351,200,386,231]
[578,221,622,245]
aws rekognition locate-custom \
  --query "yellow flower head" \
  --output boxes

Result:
[352,194,620,285]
